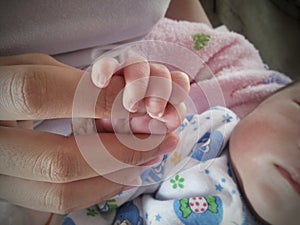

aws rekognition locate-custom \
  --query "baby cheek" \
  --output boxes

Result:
[246,176,300,225]
[246,181,282,217]
[238,159,293,225]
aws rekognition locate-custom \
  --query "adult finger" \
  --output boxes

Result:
[98,116,168,134]
[0,174,140,214]
[0,120,34,129]
[145,64,172,118]
[0,126,178,183]
[0,53,73,69]
[0,65,127,120]
[103,104,186,133]
[95,102,186,134]
[91,57,120,88]
[0,121,18,127]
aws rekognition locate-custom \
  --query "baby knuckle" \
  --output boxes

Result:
[174,72,190,89]
[150,63,170,76]
[126,59,149,76]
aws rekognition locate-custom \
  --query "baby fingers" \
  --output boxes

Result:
[122,63,190,119]
[169,71,190,105]
[143,67,190,120]
[91,56,190,126]
[145,64,172,118]
[122,57,150,112]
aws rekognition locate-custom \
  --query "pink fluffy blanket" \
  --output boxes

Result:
[143,18,291,118]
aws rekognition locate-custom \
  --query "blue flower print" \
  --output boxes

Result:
[191,131,224,162]
[222,113,233,123]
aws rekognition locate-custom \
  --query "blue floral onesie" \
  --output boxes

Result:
[63,107,260,225]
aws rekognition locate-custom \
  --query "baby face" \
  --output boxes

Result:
[229,81,300,225]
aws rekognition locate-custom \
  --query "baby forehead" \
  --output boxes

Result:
[288,81,300,101]
[259,81,300,108]
[238,82,300,130]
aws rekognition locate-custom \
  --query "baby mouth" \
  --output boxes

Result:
[276,165,300,196]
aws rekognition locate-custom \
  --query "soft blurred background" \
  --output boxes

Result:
[202,0,300,80]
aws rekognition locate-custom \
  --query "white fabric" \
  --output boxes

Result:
[65,107,253,225]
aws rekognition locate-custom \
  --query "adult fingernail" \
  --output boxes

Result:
[159,135,179,154]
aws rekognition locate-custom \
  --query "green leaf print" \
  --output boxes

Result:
[86,208,98,216]
[206,196,218,214]
[107,199,118,210]
[180,198,192,218]
[192,33,211,50]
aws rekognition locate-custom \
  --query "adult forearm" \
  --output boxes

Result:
[166,0,212,27]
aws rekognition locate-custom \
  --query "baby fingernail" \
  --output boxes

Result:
[99,76,108,87]
[128,101,140,113]
[147,100,165,119]
[148,112,165,121]
[91,68,107,87]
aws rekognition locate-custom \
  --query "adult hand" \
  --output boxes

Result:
[0,54,189,214]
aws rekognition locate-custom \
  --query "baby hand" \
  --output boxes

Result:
[91,57,190,130]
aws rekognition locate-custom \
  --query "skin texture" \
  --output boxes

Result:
[0,1,211,224]
[166,0,212,27]
[0,53,189,213]
[230,81,300,225]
